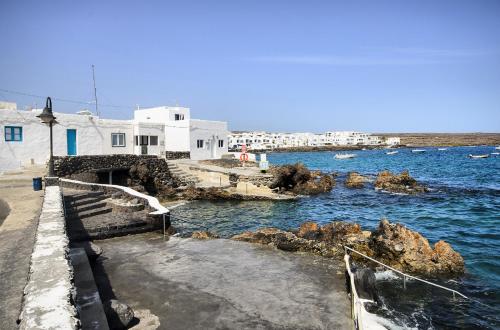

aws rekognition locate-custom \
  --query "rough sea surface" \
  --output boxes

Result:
[172,146,500,329]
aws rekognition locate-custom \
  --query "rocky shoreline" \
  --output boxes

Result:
[223,219,464,277]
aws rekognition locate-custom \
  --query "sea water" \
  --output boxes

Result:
[172,146,500,329]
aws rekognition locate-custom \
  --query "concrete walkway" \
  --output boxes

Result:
[95,233,352,329]
[0,166,45,329]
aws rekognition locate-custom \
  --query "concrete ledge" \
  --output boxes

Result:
[19,185,79,329]
[69,248,109,330]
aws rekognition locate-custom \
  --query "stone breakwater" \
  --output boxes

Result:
[230,219,464,277]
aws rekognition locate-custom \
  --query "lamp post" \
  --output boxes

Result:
[37,97,57,177]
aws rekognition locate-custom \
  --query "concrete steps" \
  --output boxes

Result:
[166,161,201,186]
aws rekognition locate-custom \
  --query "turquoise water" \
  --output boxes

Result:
[173,146,500,328]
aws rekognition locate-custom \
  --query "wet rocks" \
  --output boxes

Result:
[191,231,220,239]
[269,163,335,195]
[374,170,427,194]
[103,299,134,329]
[232,219,464,277]
[345,172,369,188]
[369,219,464,275]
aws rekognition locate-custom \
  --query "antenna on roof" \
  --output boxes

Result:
[92,64,99,117]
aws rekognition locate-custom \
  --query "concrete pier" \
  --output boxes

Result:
[95,233,352,329]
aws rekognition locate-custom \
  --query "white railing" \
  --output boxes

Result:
[344,254,364,330]
[344,246,468,299]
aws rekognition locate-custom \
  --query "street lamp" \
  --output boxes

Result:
[37,97,57,177]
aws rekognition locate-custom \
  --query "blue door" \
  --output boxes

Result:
[66,129,77,156]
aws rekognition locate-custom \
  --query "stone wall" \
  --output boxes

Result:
[165,151,190,160]
[54,155,180,194]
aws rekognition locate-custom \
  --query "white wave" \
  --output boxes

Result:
[375,269,400,281]
[360,302,418,330]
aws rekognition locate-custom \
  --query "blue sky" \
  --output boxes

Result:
[1,0,499,133]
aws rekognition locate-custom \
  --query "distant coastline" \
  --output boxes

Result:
[234,133,500,153]
[376,133,500,147]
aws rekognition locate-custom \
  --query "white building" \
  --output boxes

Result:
[229,131,399,150]
[0,103,228,172]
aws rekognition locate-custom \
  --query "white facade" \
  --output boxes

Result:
[0,103,228,172]
[229,131,399,150]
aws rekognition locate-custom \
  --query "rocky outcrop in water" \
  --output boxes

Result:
[269,163,335,195]
[231,219,464,276]
[191,231,220,239]
[345,172,370,188]
[374,170,427,194]
[370,219,464,275]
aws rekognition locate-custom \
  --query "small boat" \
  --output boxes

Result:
[334,153,356,159]
[438,148,448,151]
[468,154,489,159]
[412,149,426,153]
[491,152,499,155]
[496,146,500,150]
[386,151,399,155]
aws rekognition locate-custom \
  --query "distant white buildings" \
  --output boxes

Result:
[0,103,228,172]
[229,131,400,150]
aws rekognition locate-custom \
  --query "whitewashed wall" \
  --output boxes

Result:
[0,109,134,171]
[190,119,228,160]
[132,122,165,156]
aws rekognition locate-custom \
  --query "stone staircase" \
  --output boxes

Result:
[166,161,201,187]
[63,189,156,241]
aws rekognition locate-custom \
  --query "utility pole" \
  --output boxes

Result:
[92,64,99,116]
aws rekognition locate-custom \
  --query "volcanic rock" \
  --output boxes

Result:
[269,163,335,195]
[369,219,464,275]
[345,172,369,188]
[374,170,427,194]
[103,299,134,329]
[191,231,220,239]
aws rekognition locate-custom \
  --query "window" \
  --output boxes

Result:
[150,136,158,146]
[5,126,22,142]
[140,135,149,146]
[135,136,138,146]
[174,113,184,120]
[197,139,204,148]
[218,140,224,148]
[111,133,126,147]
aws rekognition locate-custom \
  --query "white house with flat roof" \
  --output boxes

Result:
[0,103,228,172]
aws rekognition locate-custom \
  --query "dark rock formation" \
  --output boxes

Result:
[370,219,464,275]
[103,299,134,329]
[191,231,220,239]
[232,219,464,277]
[269,163,335,195]
[374,170,427,194]
[54,155,180,197]
[345,172,369,188]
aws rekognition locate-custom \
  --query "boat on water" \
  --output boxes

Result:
[386,151,399,155]
[468,154,489,159]
[496,146,500,150]
[491,152,499,155]
[412,149,426,153]
[438,148,448,151]
[334,153,356,159]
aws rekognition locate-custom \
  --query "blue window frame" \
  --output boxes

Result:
[5,126,22,142]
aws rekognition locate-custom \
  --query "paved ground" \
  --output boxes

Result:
[0,166,45,329]
[95,233,352,330]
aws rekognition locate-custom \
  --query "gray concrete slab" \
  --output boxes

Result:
[95,233,352,329]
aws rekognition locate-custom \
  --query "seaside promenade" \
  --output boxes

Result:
[0,166,44,329]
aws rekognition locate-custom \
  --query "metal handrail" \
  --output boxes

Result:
[343,246,468,299]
